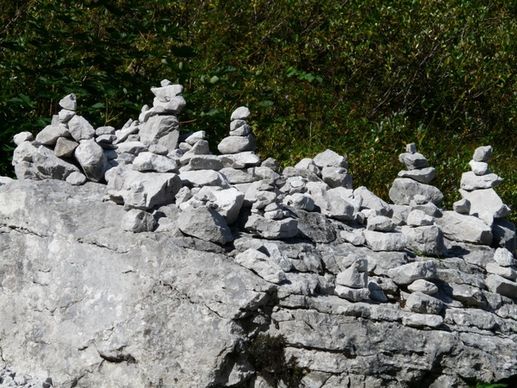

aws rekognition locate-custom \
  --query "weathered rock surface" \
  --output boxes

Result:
[0,179,516,387]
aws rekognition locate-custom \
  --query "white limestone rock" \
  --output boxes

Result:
[244,214,298,240]
[115,141,147,155]
[96,126,116,136]
[13,131,33,145]
[398,152,429,170]
[486,262,517,281]
[229,120,251,136]
[177,206,233,245]
[494,248,516,267]
[74,139,107,182]
[340,229,366,246]
[436,211,492,245]
[353,186,392,216]
[460,171,502,191]
[313,149,347,168]
[460,188,510,222]
[472,145,492,162]
[334,285,370,302]
[294,158,320,174]
[65,171,87,186]
[408,279,438,295]
[58,93,77,111]
[185,131,206,145]
[387,260,437,285]
[152,95,186,114]
[389,178,443,205]
[58,109,75,123]
[485,274,517,299]
[402,314,443,328]
[35,124,69,146]
[212,187,245,224]
[122,209,156,233]
[453,198,470,215]
[283,193,315,211]
[364,230,407,252]
[367,216,396,232]
[397,167,436,184]
[54,137,79,158]
[133,152,179,173]
[230,106,250,121]
[469,160,489,176]
[138,115,179,147]
[406,209,434,226]
[68,115,95,141]
[179,170,228,188]
[234,249,286,284]
[217,135,255,154]
[402,225,446,257]
[336,259,368,289]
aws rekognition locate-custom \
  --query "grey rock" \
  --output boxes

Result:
[336,259,368,288]
[217,135,255,154]
[402,225,446,256]
[294,158,320,174]
[494,247,516,267]
[406,143,417,153]
[74,139,107,182]
[340,229,365,246]
[353,186,392,216]
[185,131,206,145]
[229,120,251,136]
[148,143,169,156]
[406,209,434,226]
[334,285,370,301]
[212,187,244,224]
[367,215,396,232]
[445,308,497,331]
[324,188,356,221]
[402,314,443,328]
[230,106,250,120]
[122,209,156,233]
[460,188,510,222]
[219,151,261,168]
[405,292,444,314]
[387,260,437,285]
[58,108,75,123]
[245,214,298,239]
[13,131,33,145]
[472,145,492,162]
[460,171,502,191]
[139,115,179,147]
[54,137,79,158]
[179,170,228,187]
[132,152,178,173]
[252,166,279,181]
[313,149,347,168]
[397,167,436,184]
[486,274,517,298]
[95,134,116,148]
[177,206,233,245]
[436,211,492,245]
[96,126,116,136]
[392,204,411,225]
[234,249,286,284]
[65,171,87,186]
[58,93,77,110]
[283,193,315,211]
[389,178,443,205]
[398,152,429,170]
[364,230,407,251]
[450,283,485,307]
[408,279,438,295]
[31,145,80,180]
[292,209,336,243]
[152,95,186,114]
[35,124,69,146]
[114,124,140,144]
[469,160,489,175]
[486,262,517,281]
[151,84,183,100]
[68,115,95,141]
[188,155,223,171]
[453,198,470,214]
[219,167,256,184]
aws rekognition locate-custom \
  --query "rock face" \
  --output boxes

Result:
[1,179,516,388]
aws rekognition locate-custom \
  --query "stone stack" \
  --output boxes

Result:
[389,143,443,207]
[458,145,510,226]
[12,93,110,185]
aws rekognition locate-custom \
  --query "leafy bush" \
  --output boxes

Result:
[1,0,515,220]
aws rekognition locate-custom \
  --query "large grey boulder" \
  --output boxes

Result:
[389,178,443,205]
[177,205,233,245]
[436,211,493,245]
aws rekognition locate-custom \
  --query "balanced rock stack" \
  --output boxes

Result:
[458,145,510,225]
[438,146,511,246]
[389,143,443,207]
[12,93,109,185]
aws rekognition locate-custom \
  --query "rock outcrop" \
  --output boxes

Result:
[1,82,516,388]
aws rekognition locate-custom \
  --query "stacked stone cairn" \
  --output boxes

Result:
[9,81,517,314]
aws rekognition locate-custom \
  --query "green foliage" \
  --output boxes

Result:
[0,0,516,220]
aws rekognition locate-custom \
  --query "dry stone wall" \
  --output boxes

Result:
[1,81,516,387]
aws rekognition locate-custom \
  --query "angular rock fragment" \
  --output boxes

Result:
[68,115,95,141]
[74,139,107,182]
[177,206,233,245]
[389,178,443,205]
